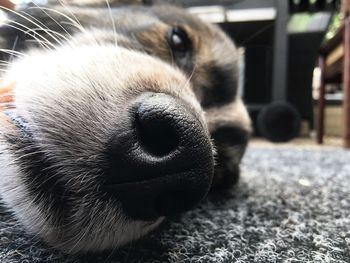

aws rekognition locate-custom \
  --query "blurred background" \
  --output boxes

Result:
[1,0,349,148]
[171,0,347,148]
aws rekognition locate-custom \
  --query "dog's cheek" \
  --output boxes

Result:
[0,123,72,235]
[0,138,61,242]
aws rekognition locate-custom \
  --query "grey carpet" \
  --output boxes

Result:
[1,146,350,262]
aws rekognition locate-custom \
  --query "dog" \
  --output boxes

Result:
[0,1,251,253]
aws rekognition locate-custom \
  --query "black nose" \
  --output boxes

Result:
[104,92,214,220]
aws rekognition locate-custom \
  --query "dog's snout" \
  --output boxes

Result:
[104,93,214,220]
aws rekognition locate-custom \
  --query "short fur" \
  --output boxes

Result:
[0,2,251,253]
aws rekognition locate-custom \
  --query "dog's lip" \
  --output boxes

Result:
[104,157,190,185]
[142,217,164,227]
[103,169,209,220]
[103,169,196,194]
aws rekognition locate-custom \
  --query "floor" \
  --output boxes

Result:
[3,141,349,262]
[251,136,344,149]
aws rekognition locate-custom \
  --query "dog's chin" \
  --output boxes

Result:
[52,216,166,254]
[42,213,165,254]
[0,163,166,254]
[0,161,164,254]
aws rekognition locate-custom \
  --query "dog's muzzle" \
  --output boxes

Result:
[104,92,214,220]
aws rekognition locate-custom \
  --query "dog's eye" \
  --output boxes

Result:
[168,27,191,57]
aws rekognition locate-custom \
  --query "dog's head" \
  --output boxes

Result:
[0,4,250,253]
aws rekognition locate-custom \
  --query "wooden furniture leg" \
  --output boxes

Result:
[343,15,350,148]
[317,56,326,144]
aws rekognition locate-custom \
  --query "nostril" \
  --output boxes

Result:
[135,105,179,156]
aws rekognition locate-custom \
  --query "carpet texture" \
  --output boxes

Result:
[1,146,350,262]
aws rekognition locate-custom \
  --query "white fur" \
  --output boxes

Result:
[0,38,208,253]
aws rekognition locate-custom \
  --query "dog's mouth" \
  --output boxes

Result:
[3,93,215,223]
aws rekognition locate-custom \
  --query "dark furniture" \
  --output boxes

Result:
[317,14,350,148]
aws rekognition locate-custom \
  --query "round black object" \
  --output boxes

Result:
[257,102,301,142]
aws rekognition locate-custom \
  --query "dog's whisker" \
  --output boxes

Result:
[4,21,56,50]
[184,63,198,89]
[22,9,73,45]
[34,6,85,38]
[27,4,74,39]
[105,0,118,46]
[103,244,118,263]
[65,221,92,253]
[237,16,289,47]
[8,35,18,63]
[0,62,11,75]
[56,0,86,33]
[0,48,26,58]
[164,38,176,68]
[0,68,10,72]
[25,28,66,48]
[0,59,11,65]
[22,10,67,43]
[29,27,70,44]
[1,7,64,50]
[57,204,107,252]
